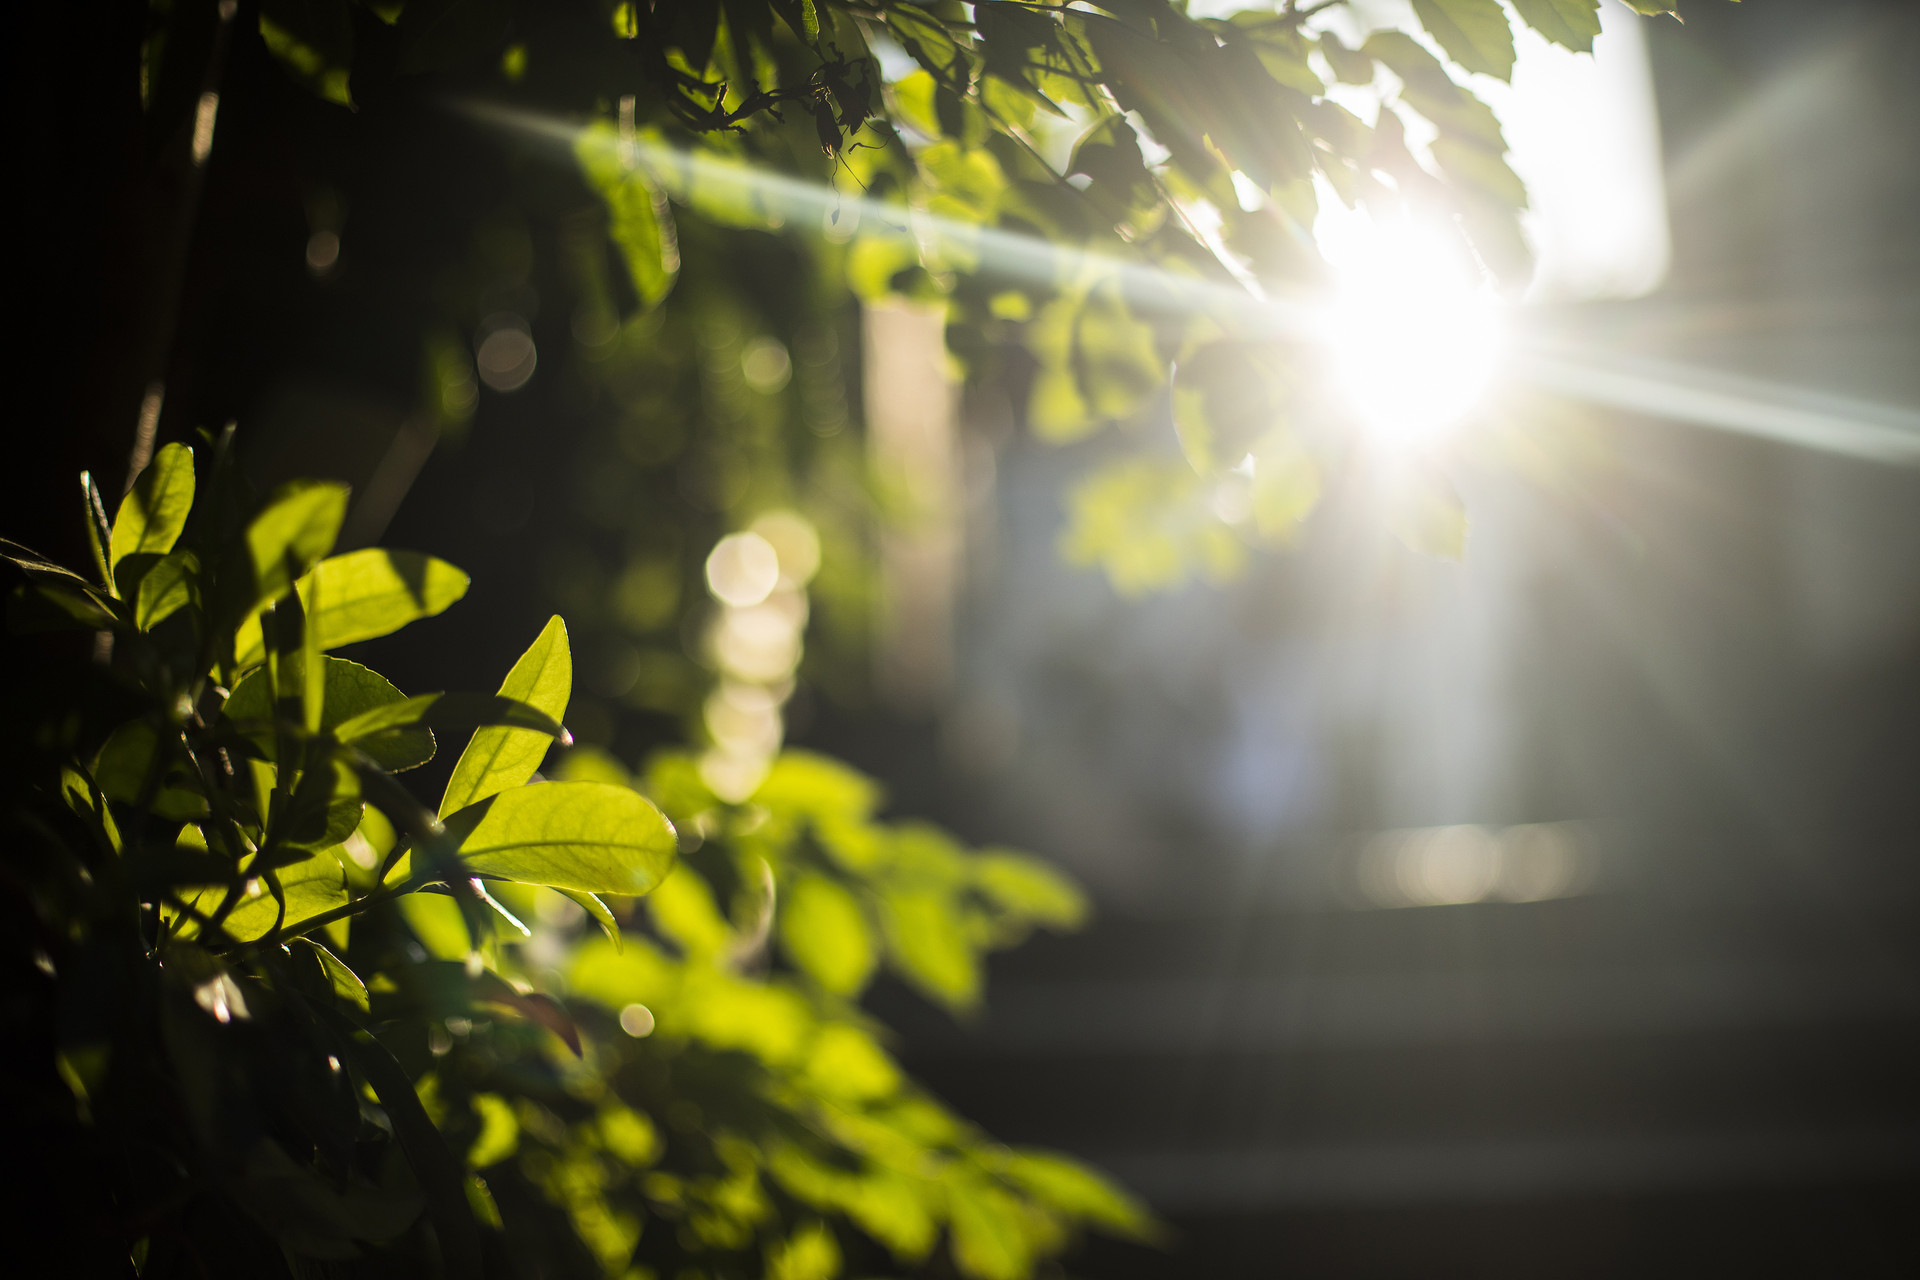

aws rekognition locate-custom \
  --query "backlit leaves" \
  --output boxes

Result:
[440,615,571,817]
[444,780,677,897]
[245,480,349,615]
[1412,0,1518,82]
[780,872,876,995]
[301,549,471,651]
[110,442,195,572]
[1061,457,1246,595]
[1510,0,1605,52]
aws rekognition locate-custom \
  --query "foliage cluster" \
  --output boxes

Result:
[5,436,1141,1276]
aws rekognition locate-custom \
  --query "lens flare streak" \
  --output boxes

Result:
[461,100,1920,470]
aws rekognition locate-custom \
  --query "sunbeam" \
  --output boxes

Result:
[460,99,1920,471]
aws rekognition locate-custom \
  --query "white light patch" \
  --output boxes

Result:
[1480,0,1671,301]
[1319,203,1505,447]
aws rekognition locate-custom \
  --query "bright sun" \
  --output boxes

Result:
[1320,209,1506,450]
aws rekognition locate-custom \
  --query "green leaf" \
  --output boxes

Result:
[226,655,436,772]
[333,692,566,756]
[973,853,1087,930]
[1619,1,1679,15]
[135,549,199,631]
[110,442,196,571]
[440,615,570,817]
[881,886,978,1009]
[468,1094,519,1169]
[1171,341,1291,475]
[233,548,470,667]
[560,888,622,947]
[11,581,121,633]
[1411,0,1517,81]
[646,867,734,959]
[1509,0,1603,52]
[290,935,369,1011]
[946,1176,1032,1280]
[575,122,679,311]
[1000,1151,1154,1240]
[246,480,350,613]
[207,848,350,943]
[442,781,677,897]
[94,720,208,821]
[303,548,470,650]
[779,873,876,995]
[1317,31,1377,86]
[1060,457,1246,596]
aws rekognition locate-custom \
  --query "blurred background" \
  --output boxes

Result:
[829,2,1920,1273]
[14,0,1919,1274]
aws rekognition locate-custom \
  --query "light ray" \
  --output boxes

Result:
[458,100,1920,469]
[456,99,1316,338]
[1511,345,1920,466]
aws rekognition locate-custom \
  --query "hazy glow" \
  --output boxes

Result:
[1321,208,1505,447]
[1481,0,1671,301]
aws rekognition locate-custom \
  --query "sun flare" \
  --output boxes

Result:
[1321,210,1507,451]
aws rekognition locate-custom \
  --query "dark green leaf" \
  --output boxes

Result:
[334,691,566,757]
[290,936,369,1011]
[311,1004,483,1280]
[94,720,208,821]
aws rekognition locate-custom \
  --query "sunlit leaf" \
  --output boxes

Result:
[226,655,435,772]
[1060,457,1246,596]
[881,886,978,1009]
[245,480,349,614]
[946,1176,1033,1280]
[441,615,570,817]
[468,1094,519,1168]
[443,780,676,897]
[207,847,349,943]
[779,873,876,994]
[291,935,369,1011]
[1509,0,1603,52]
[135,548,199,631]
[646,866,734,960]
[1412,0,1517,82]
[999,1151,1153,1240]
[305,548,470,648]
[766,1219,841,1280]
[973,853,1086,930]
[575,122,680,310]
[802,1024,900,1102]
[110,442,195,571]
